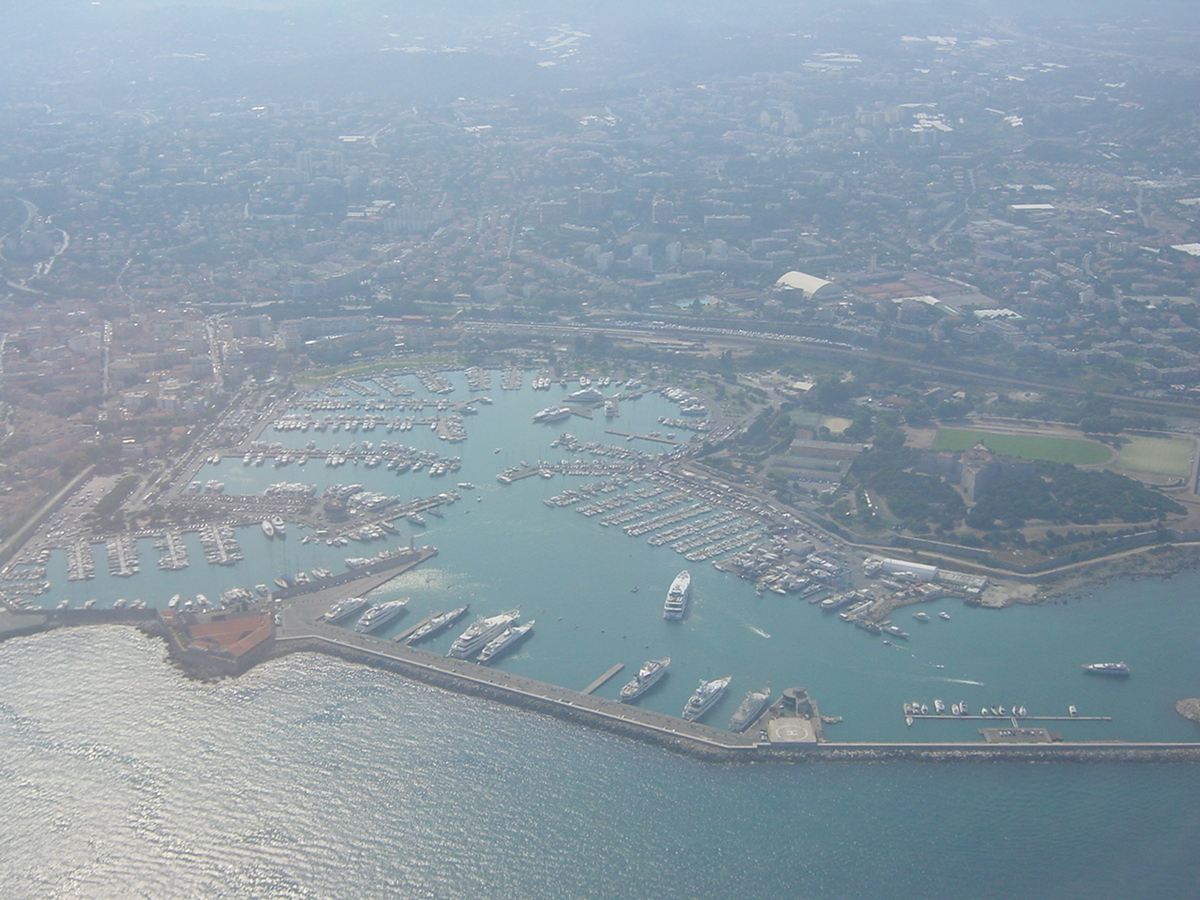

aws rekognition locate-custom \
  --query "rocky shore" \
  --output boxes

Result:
[1175,698,1200,727]
[1017,544,1200,606]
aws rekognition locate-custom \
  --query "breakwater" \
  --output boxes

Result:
[268,625,1200,765]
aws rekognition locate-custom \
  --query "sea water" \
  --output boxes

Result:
[0,627,1198,900]
[37,370,1200,742]
[3,370,1199,897]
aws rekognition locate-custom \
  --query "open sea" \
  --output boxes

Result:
[2,370,1199,898]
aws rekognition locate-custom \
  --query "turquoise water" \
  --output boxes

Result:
[41,370,1200,742]
[0,627,1198,900]
[3,369,1200,897]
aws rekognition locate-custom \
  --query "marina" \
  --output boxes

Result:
[1,366,1198,754]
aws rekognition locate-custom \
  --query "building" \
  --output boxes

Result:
[774,270,843,302]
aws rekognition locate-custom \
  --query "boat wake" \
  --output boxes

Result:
[746,625,771,639]
[930,677,985,686]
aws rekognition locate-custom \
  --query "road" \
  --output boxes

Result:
[465,319,1200,421]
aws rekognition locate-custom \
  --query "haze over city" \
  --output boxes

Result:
[1,2,1199,898]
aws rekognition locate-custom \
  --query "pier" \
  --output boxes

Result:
[496,466,545,484]
[605,429,684,445]
[581,663,624,695]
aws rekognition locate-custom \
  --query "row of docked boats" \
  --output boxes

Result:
[618,659,770,731]
[260,516,286,538]
[318,596,409,634]
[445,609,534,663]
[903,699,1033,719]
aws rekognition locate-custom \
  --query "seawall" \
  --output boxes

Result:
[268,633,1200,765]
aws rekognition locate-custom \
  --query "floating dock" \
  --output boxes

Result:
[581,663,624,695]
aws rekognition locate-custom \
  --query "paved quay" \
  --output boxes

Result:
[276,612,762,754]
[273,593,1200,763]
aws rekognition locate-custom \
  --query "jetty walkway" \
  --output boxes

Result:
[274,583,1200,762]
[277,605,761,754]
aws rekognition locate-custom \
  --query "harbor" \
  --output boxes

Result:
[1,366,1198,755]
[268,611,1199,762]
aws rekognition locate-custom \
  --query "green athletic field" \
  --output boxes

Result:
[932,428,1112,465]
[1113,435,1194,478]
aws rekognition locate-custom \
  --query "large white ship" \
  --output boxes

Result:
[619,657,670,701]
[448,609,520,658]
[477,620,535,663]
[319,596,369,624]
[403,605,469,645]
[352,599,408,634]
[681,675,731,722]
[532,406,572,423]
[729,686,771,732]
[662,570,691,620]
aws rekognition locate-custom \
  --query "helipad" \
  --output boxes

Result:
[768,718,818,743]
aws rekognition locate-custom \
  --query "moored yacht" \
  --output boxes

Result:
[619,657,670,701]
[532,406,572,423]
[448,609,519,658]
[353,599,408,634]
[477,620,535,663]
[319,596,370,624]
[403,605,470,645]
[729,686,771,733]
[681,675,731,722]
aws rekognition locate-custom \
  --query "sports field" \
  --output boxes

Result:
[790,411,853,434]
[1113,435,1194,478]
[932,428,1112,465]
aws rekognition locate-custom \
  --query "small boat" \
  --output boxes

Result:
[1069,705,1078,716]
[938,611,951,620]
[1083,662,1130,676]
[951,703,961,716]
[933,699,945,714]
[912,611,930,622]
[905,716,913,727]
